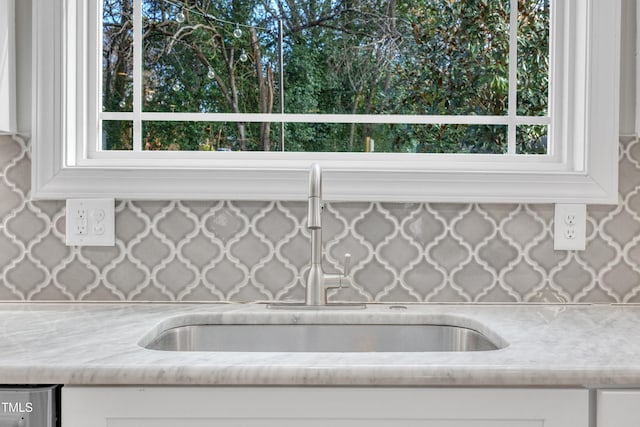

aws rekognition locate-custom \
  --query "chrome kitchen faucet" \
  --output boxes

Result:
[269,164,362,309]
[304,163,352,306]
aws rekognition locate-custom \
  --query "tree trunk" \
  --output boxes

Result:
[250,28,275,151]
[348,90,362,151]
[362,0,397,147]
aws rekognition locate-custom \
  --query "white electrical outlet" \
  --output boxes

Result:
[66,199,115,246]
[554,204,587,251]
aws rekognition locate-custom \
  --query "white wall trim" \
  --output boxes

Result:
[637,0,640,135]
[31,0,621,203]
[0,0,17,135]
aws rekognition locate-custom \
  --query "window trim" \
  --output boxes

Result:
[0,0,17,136]
[31,0,620,203]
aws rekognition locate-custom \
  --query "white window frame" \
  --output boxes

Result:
[31,0,620,203]
[0,0,17,135]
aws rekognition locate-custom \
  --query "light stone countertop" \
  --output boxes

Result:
[1,302,639,386]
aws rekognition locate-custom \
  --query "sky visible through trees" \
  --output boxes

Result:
[102,0,550,153]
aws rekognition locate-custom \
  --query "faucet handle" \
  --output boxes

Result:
[324,253,353,295]
[342,253,351,278]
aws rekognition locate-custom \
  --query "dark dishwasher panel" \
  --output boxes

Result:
[0,386,59,427]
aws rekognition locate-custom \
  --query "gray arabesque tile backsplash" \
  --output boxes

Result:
[1,135,640,303]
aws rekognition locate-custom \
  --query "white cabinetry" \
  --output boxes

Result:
[63,387,589,427]
[597,390,640,427]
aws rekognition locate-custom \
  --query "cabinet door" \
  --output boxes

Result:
[597,390,640,427]
[63,387,589,427]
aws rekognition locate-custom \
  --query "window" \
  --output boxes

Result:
[32,0,620,202]
[101,0,549,155]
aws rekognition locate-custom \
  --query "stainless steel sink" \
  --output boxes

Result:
[143,324,502,352]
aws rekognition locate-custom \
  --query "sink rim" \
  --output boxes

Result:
[137,307,509,352]
[141,322,507,353]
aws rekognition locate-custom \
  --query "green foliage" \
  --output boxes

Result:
[102,0,550,154]
[518,0,550,117]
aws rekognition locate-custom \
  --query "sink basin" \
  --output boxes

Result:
[143,324,501,352]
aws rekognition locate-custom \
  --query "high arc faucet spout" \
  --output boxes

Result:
[305,163,324,305]
[307,163,322,229]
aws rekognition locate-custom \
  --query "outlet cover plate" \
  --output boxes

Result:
[554,204,587,251]
[65,199,115,246]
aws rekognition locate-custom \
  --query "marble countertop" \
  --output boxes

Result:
[2,302,639,386]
